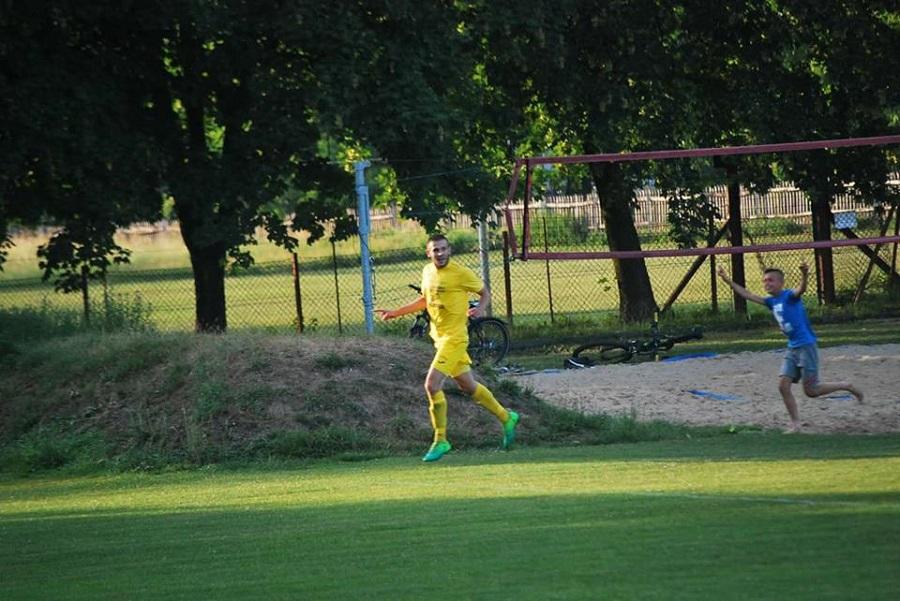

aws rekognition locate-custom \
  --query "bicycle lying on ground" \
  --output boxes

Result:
[564,318,703,368]
[407,284,511,367]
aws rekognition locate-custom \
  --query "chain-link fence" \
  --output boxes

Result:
[503,228,899,328]
[2,206,898,336]
[501,179,900,326]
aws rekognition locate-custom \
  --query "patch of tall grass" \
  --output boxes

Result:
[0,426,109,476]
[0,291,155,343]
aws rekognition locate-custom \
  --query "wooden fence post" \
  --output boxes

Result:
[291,252,304,333]
[502,230,514,326]
[81,265,90,326]
[542,213,555,323]
[331,240,343,334]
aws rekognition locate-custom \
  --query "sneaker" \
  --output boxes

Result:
[422,440,452,462]
[502,411,520,449]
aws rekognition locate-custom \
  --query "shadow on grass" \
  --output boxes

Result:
[2,491,899,601]
[432,432,900,467]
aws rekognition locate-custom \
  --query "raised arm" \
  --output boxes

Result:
[375,296,426,320]
[717,266,767,305]
[793,262,810,298]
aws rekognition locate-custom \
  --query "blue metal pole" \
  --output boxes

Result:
[355,160,375,334]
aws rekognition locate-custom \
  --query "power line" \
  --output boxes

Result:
[395,166,487,183]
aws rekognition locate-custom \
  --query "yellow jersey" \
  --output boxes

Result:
[421,260,483,343]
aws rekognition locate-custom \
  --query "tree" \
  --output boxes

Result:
[658,0,788,314]
[1,1,164,310]
[333,1,507,230]
[472,1,721,321]
[2,1,501,331]
[763,1,900,303]
[1,2,369,331]
[471,0,899,319]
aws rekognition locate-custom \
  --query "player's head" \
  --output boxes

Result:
[426,234,451,268]
[762,267,785,294]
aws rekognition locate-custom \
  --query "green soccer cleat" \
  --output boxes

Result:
[422,440,452,462]
[502,411,520,450]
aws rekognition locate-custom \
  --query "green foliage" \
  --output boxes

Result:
[522,213,599,248]
[0,233,12,271]
[0,302,85,342]
[266,427,376,459]
[385,414,424,440]
[666,192,722,249]
[37,224,134,293]
[93,291,156,334]
[312,352,359,371]
[744,217,807,237]
[1,2,497,332]
[194,381,231,421]
[0,292,154,344]
[0,427,108,475]
[445,230,479,254]
[190,371,274,422]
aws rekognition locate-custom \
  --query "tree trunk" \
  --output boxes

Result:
[186,242,227,332]
[179,214,228,332]
[810,191,835,304]
[590,163,657,322]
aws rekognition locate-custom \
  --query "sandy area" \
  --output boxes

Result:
[513,344,900,434]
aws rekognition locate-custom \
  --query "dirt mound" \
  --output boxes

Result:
[0,333,617,467]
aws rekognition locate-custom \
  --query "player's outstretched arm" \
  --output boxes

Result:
[793,262,810,298]
[717,266,767,305]
[375,296,427,320]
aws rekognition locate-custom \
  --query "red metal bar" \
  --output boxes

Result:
[505,159,523,204]
[523,135,900,167]
[521,235,900,261]
[503,207,518,255]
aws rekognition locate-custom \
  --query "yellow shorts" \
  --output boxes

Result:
[431,338,471,377]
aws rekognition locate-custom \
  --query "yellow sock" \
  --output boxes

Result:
[472,383,509,423]
[428,390,448,442]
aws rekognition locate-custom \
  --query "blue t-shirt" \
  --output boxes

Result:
[764,289,817,348]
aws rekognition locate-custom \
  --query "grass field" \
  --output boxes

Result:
[3,434,899,600]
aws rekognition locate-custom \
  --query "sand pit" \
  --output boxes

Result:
[514,344,900,434]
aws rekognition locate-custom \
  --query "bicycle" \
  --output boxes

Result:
[407,284,511,367]
[564,318,703,368]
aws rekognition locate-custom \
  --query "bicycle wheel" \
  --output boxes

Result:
[467,317,510,366]
[568,341,633,366]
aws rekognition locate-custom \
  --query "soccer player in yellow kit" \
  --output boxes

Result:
[376,234,519,461]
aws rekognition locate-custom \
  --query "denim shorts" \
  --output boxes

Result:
[780,344,819,385]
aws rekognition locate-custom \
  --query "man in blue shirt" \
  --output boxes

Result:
[718,262,863,432]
